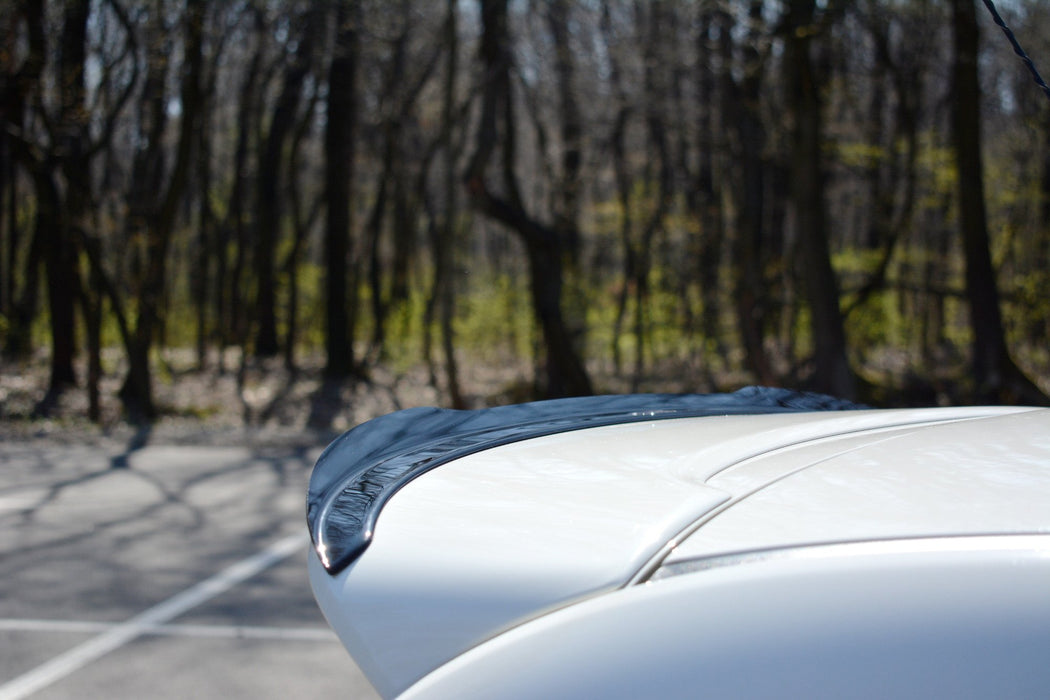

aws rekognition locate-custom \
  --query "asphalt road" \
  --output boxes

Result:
[0,431,380,699]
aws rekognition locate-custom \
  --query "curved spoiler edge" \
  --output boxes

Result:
[306,387,864,574]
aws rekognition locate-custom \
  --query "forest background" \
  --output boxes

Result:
[1,0,1049,433]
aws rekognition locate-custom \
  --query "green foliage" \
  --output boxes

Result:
[844,289,899,360]
[835,142,887,171]
[584,265,711,369]
[453,273,534,362]
[835,248,903,353]
[162,300,198,349]
[915,135,958,211]
[792,305,814,362]
[1005,269,1050,347]
[294,262,327,352]
[375,284,431,371]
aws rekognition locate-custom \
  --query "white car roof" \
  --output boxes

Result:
[665,406,1050,568]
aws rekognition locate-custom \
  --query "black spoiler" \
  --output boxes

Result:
[307,387,864,574]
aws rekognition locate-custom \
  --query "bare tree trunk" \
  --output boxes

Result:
[365,136,392,355]
[725,1,776,386]
[694,5,724,364]
[324,0,359,379]
[599,0,632,374]
[631,0,673,386]
[0,9,16,325]
[115,3,170,418]
[949,0,1047,404]
[364,22,407,356]
[783,0,856,400]
[391,161,414,317]
[193,122,213,370]
[546,0,587,358]
[362,7,439,359]
[44,0,92,397]
[423,0,465,407]
[464,0,592,399]
[193,43,222,371]
[79,225,103,422]
[223,22,265,366]
[116,0,205,419]
[254,10,313,359]
[1043,115,1050,230]
[2,222,41,360]
[845,4,921,316]
[6,0,119,422]
[1,1,44,362]
[283,86,321,372]
[38,174,78,395]
[0,153,12,329]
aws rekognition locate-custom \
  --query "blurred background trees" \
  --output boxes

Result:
[1,0,1048,422]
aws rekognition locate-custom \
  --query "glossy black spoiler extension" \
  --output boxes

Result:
[306,387,864,574]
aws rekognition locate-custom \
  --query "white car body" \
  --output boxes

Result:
[306,390,1050,698]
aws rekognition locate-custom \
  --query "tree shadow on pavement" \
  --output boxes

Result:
[110,425,153,469]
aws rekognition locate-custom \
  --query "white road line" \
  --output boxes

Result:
[137,623,338,642]
[0,495,40,513]
[0,619,338,642]
[0,620,111,634]
[0,532,308,700]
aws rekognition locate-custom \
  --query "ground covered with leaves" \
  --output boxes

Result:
[0,348,725,447]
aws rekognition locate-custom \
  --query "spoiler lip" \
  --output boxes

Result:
[306,387,865,575]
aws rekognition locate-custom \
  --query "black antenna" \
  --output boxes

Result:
[980,0,1050,103]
